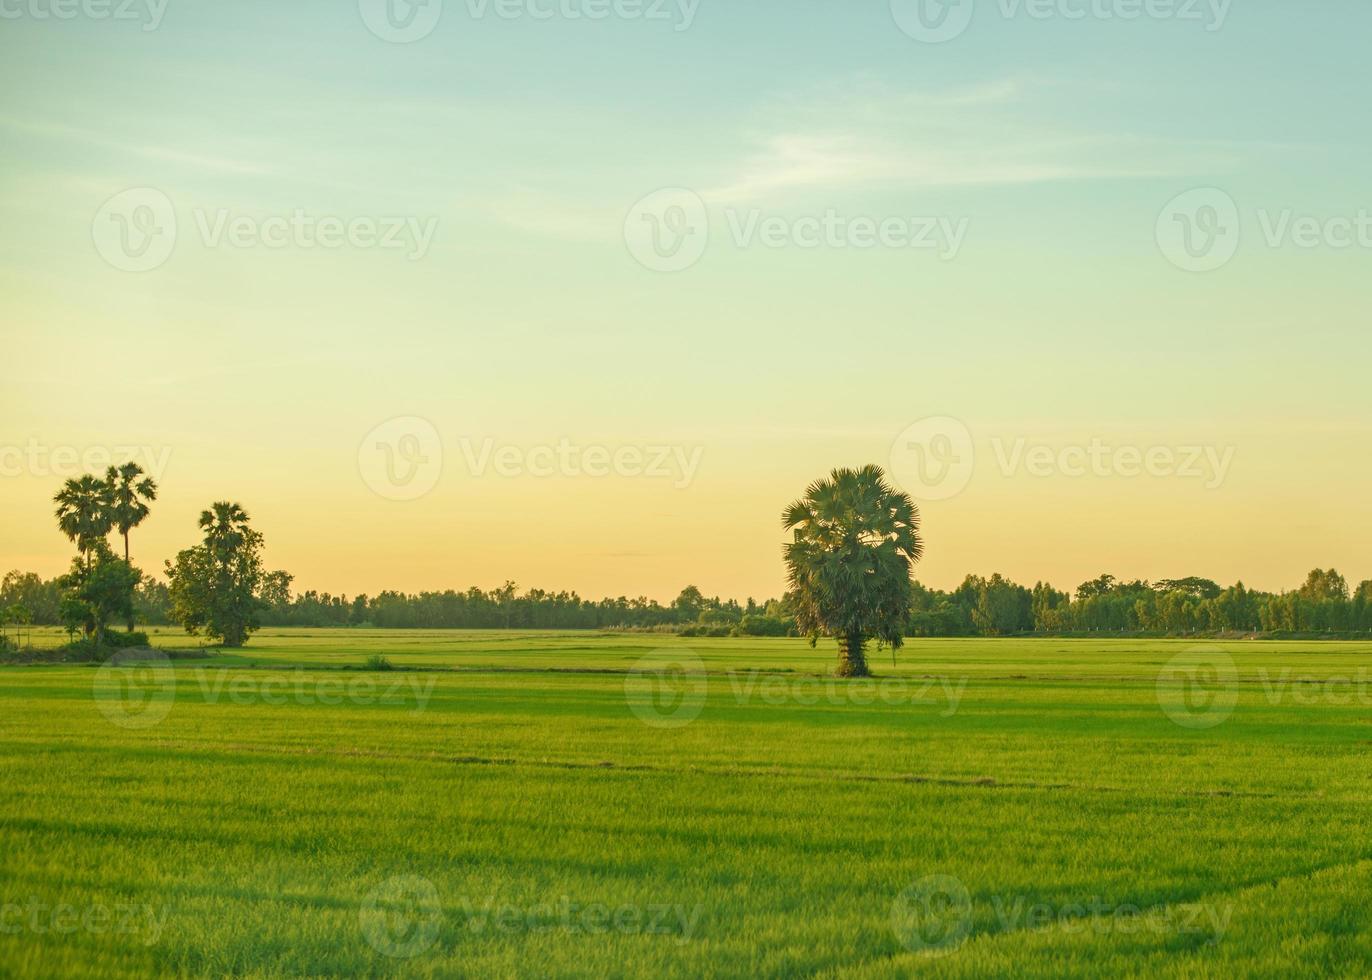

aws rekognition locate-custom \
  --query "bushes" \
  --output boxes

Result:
[52,630,154,663]
[732,615,795,637]
[363,654,394,671]
[57,638,106,662]
[104,630,151,649]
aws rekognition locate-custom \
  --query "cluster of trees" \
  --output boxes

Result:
[48,464,159,645]
[910,569,1372,636]
[164,502,272,647]
[19,466,275,650]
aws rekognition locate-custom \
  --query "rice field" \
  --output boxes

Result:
[2,631,1370,977]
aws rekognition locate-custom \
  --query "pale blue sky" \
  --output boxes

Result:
[2,1,1370,598]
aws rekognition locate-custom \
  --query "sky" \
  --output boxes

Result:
[2,0,1370,602]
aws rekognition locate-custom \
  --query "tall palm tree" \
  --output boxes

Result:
[53,475,113,571]
[105,462,158,563]
[199,502,252,569]
[782,465,924,677]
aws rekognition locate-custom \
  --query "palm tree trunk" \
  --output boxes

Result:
[124,531,135,632]
[836,631,869,677]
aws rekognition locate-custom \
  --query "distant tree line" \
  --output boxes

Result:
[0,570,791,633]
[7,565,1369,639]
[909,569,1372,636]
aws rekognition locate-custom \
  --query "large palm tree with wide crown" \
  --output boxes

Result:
[53,475,114,571]
[782,464,924,677]
[199,502,252,571]
[105,462,158,564]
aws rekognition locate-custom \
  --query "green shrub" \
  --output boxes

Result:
[104,631,151,649]
[364,654,394,671]
[733,615,794,637]
[59,639,105,662]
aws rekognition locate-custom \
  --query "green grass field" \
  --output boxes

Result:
[3,630,1370,977]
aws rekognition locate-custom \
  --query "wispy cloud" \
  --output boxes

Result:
[702,76,1237,204]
